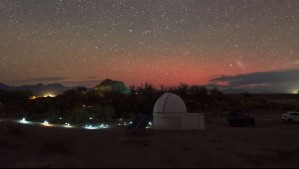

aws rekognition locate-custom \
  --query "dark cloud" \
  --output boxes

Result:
[9,76,102,87]
[209,69,299,93]
[29,77,70,82]
[63,79,103,87]
[12,77,69,84]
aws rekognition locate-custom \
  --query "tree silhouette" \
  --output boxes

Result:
[95,79,129,95]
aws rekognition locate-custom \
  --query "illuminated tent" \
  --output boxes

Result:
[153,93,204,130]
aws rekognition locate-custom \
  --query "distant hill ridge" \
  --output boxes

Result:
[0,83,76,96]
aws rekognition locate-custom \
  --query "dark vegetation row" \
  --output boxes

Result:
[0,79,298,124]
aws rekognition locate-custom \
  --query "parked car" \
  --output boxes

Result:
[281,112,299,123]
[227,111,255,127]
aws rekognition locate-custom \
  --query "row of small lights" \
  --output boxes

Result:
[19,118,110,130]
[19,118,153,129]
[116,121,153,127]
[117,121,133,126]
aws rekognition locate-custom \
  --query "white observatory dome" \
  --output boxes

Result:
[153,93,187,114]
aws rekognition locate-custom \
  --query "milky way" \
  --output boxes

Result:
[0,0,298,89]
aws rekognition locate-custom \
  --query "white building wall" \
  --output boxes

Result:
[182,113,205,130]
[153,113,205,130]
[153,113,183,130]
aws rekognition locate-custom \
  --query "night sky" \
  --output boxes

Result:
[1,0,298,93]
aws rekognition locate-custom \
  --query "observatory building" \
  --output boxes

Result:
[153,93,205,130]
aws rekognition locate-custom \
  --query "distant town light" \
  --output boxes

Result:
[43,93,56,98]
[290,89,298,94]
[29,96,37,100]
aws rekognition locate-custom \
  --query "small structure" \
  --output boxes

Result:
[153,93,204,130]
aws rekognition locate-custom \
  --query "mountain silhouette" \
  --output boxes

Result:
[0,83,76,96]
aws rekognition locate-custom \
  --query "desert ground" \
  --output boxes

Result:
[1,112,299,168]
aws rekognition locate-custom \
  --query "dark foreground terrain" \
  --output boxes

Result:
[1,113,299,168]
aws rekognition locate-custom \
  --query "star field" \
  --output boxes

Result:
[0,0,298,88]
